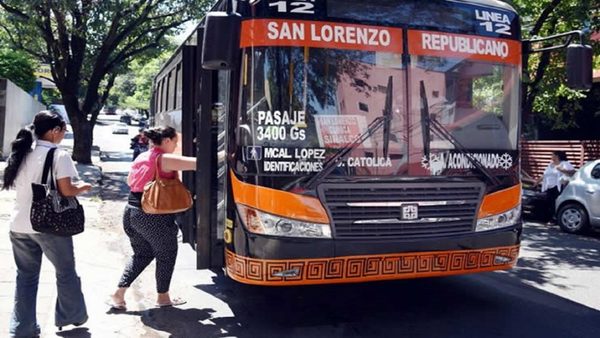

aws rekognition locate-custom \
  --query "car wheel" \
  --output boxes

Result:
[557,203,589,234]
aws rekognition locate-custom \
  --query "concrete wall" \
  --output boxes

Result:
[0,78,46,158]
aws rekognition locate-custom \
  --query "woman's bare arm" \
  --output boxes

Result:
[57,177,92,197]
[557,166,576,176]
[160,152,227,172]
[161,154,197,172]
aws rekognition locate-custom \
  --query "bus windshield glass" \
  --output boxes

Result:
[237,32,520,178]
[413,56,520,152]
[238,46,408,177]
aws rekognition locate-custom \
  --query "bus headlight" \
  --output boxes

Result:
[236,204,332,238]
[476,204,521,232]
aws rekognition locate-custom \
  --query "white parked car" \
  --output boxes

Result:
[111,122,129,134]
[555,160,600,234]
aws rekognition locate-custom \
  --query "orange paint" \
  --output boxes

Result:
[478,184,521,219]
[408,30,521,66]
[240,19,403,53]
[225,245,520,286]
[230,171,330,224]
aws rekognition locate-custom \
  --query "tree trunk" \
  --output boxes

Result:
[61,90,96,164]
[71,118,94,164]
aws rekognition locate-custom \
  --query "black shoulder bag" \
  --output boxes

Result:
[30,147,85,236]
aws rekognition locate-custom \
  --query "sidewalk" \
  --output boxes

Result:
[0,154,215,337]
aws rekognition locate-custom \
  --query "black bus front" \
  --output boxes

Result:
[216,0,522,285]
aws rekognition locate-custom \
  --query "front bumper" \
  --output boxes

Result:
[226,225,521,286]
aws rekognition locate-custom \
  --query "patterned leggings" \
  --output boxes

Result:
[118,205,178,293]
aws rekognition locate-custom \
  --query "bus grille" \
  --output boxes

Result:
[318,182,485,239]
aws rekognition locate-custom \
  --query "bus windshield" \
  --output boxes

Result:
[237,45,519,178]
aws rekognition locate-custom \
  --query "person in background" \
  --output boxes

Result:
[130,127,149,161]
[2,111,92,337]
[109,126,196,310]
[534,150,575,224]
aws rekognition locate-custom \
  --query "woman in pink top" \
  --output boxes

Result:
[109,126,196,309]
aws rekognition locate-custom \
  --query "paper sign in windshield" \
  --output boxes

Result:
[314,115,372,149]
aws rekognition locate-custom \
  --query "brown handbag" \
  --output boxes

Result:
[141,155,193,214]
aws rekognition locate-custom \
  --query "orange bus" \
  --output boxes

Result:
[151,0,592,285]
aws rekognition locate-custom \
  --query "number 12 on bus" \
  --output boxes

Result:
[151,0,593,285]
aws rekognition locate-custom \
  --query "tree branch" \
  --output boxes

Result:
[80,1,154,113]
[103,21,181,72]
[0,23,48,59]
[530,0,562,36]
[51,8,72,67]
[0,1,30,20]
[524,14,560,124]
[102,0,156,55]
[81,1,183,114]
[146,8,187,22]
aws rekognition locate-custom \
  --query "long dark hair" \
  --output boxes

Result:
[2,111,66,189]
[144,126,176,146]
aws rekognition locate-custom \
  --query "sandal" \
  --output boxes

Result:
[58,316,88,331]
[155,297,186,308]
[105,296,127,311]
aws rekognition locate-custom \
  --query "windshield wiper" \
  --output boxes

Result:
[419,80,501,186]
[420,81,431,159]
[382,76,393,158]
[304,76,394,190]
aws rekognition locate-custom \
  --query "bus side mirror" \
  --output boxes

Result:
[202,12,241,70]
[566,44,593,90]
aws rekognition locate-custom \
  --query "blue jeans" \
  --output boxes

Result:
[9,232,87,337]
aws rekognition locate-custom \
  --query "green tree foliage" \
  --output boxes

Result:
[0,48,36,91]
[0,0,212,163]
[42,88,62,106]
[110,49,174,111]
[508,0,600,137]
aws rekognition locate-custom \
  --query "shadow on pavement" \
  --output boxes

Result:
[106,270,600,338]
[507,222,600,287]
[54,327,91,338]
[106,307,223,337]
[98,172,130,200]
[141,308,221,336]
[75,164,102,183]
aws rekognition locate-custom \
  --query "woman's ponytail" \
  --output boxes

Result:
[2,127,34,189]
[2,111,65,189]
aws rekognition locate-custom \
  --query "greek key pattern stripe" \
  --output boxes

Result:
[225,245,519,286]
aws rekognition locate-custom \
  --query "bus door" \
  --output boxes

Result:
[194,33,228,269]
[179,45,198,246]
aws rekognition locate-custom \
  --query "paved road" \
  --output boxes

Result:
[150,224,600,338]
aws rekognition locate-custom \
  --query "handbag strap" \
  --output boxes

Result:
[41,147,57,190]
[153,154,163,182]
